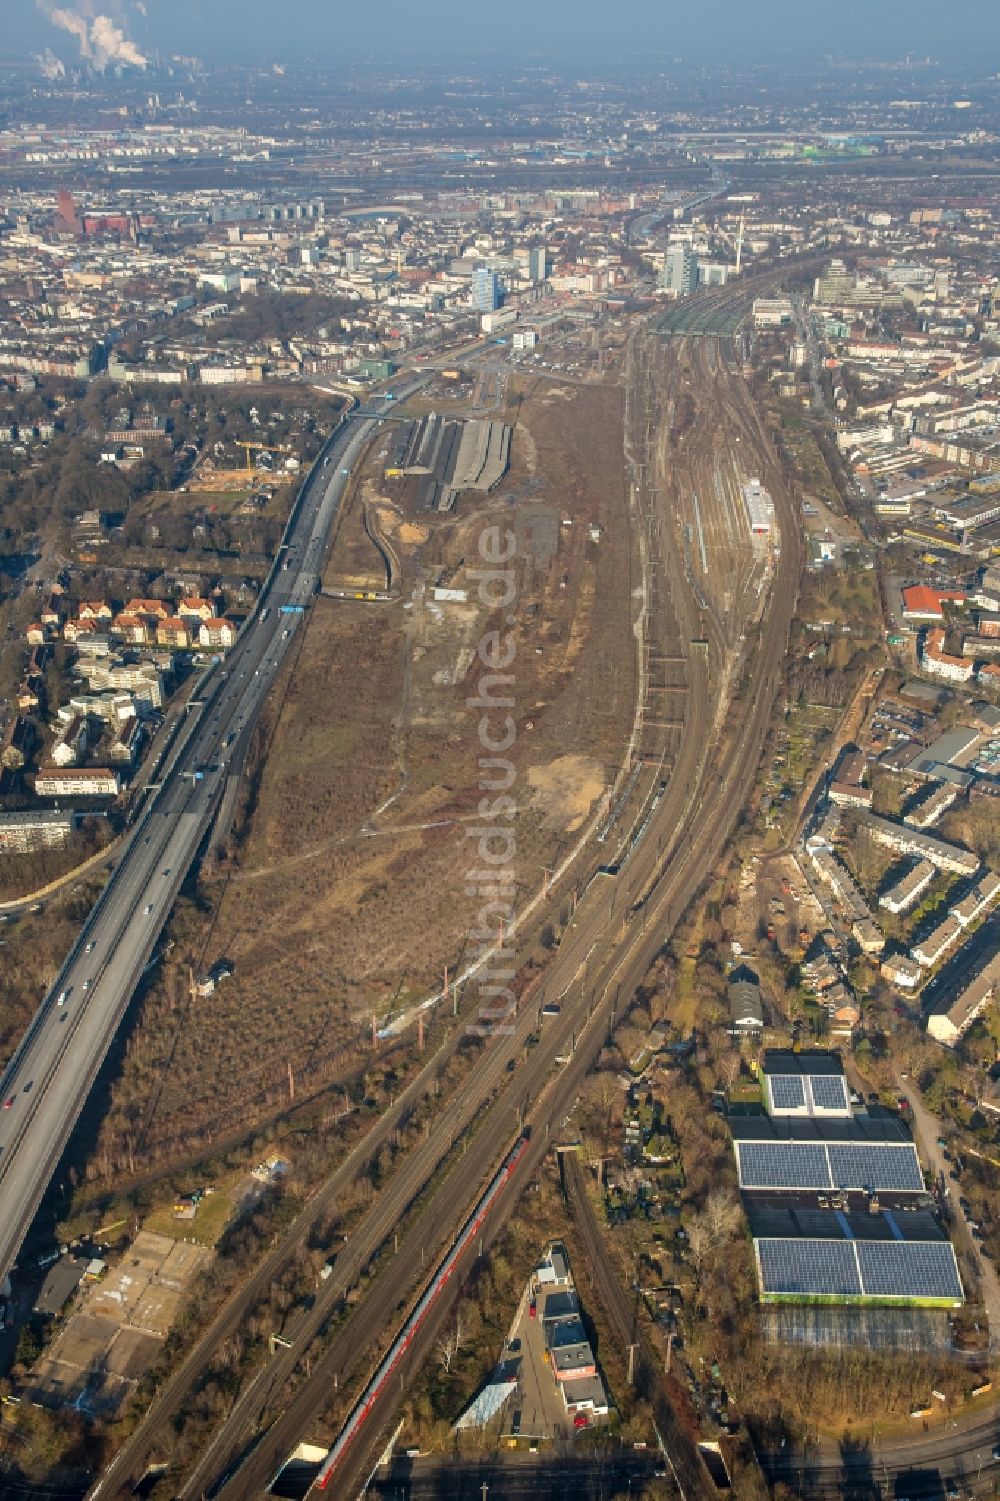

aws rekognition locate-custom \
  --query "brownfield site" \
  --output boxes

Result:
[89,377,638,1169]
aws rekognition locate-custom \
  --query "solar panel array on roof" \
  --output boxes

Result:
[827,1144,923,1192]
[809,1075,850,1113]
[737,1140,923,1192]
[769,1076,806,1111]
[757,1239,861,1297]
[738,1142,830,1189]
[765,1069,851,1119]
[756,1237,963,1303]
[855,1242,962,1302]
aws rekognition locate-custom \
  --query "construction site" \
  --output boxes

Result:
[384,412,511,512]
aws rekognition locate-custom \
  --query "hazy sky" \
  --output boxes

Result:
[9,0,1000,66]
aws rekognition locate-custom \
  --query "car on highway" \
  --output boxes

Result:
[163,868,171,877]
[3,1097,13,1109]
[82,980,91,992]
[85,941,94,954]
[23,1081,32,1094]
[143,903,154,915]
[56,988,70,1006]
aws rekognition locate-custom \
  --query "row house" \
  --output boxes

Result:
[156,618,192,649]
[198,618,238,650]
[112,613,150,645]
[124,598,172,624]
[178,596,216,623]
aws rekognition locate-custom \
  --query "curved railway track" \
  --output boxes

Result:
[92,283,804,1500]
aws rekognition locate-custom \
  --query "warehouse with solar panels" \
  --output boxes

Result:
[731,1051,964,1310]
[749,1206,963,1308]
[760,1051,852,1118]
[732,1116,924,1195]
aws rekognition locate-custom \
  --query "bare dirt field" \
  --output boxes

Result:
[89,378,638,1167]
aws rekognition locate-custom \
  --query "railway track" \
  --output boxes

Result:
[91,292,802,1500]
[562,1151,714,1501]
[223,322,803,1501]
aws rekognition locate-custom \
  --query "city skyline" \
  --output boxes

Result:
[6,0,1000,66]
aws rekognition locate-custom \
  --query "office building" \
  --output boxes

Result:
[471,266,502,312]
[528,246,548,282]
[660,245,698,296]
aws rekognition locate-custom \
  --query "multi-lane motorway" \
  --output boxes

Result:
[0,386,415,1288]
[155,323,797,1501]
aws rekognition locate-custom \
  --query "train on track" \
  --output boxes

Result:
[313,1131,531,1493]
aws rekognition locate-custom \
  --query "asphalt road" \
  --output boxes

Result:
[0,384,421,1289]
[369,1453,668,1499]
[764,1413,1000,1499]
[191,322,801,1501]
[88,298,804,1500]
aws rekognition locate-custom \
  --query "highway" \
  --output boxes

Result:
[86,294,803,1499]
[0,385,418,1289]
[158,319,801,1501]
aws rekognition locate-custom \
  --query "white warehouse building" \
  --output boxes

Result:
[743,478,774,536]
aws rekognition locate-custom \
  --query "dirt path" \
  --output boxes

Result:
[896,1067,1000,1351]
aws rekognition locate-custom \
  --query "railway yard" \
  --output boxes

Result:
[78,272,805,1501]
[5,34,1000,1501]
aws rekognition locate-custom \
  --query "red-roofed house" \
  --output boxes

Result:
[125,598,171,623]
[902,585,967,622]
[78,601,113,623]
[198,618,238,650]
[178,596,215,622]
[64,618,97,642]
[111,613,150,645]
[922,627,974,683]
[156,617,191,649]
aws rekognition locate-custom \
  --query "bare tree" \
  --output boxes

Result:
[703,1189,743,1242]
[436,1309,465,1373]
[686,1218,710,1279]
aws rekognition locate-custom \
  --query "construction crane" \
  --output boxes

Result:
[234,439,295,473]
